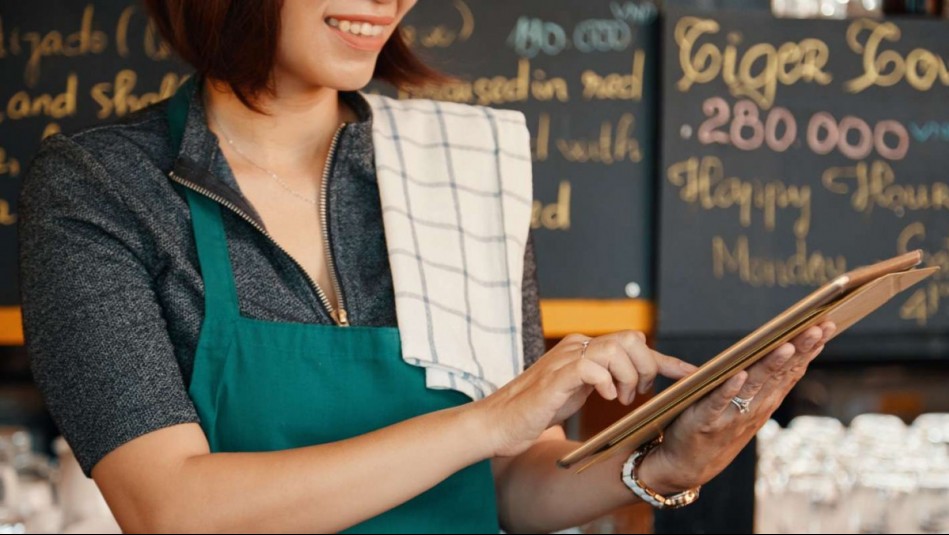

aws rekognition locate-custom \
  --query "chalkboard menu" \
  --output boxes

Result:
[386,0,660,299]
[657,9,949,341]
[0,0,658,311]
[0,1,190,306]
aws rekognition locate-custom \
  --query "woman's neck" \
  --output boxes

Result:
[202,77,355,171]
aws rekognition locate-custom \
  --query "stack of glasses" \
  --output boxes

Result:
[0,428,59,534]
[757,414,949,534]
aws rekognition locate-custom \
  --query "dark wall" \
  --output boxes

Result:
[1,0,661,308]
[0,1,191,305]
[657,9,949,359]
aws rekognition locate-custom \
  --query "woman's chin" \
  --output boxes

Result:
[269,71,375,98]
[295,68,377,93]
[327,68,378,92]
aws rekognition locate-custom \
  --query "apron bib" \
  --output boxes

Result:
[167,80,499,534]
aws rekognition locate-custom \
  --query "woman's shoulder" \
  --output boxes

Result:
[24,101,175,198]
[42,101,173,173]
[20,100,180,235]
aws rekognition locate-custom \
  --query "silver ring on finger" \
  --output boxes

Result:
[731,396,753,415]
[579,339,591,360]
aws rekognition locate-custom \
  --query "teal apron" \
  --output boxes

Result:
[167,82,499,534]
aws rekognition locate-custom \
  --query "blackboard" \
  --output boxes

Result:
[0,0,659,311]
[657,9,949,341]
[382,0,660,299]
[0,1,190,306]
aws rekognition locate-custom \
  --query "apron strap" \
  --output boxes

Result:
[185,194,242,321]
[167,77,241,322]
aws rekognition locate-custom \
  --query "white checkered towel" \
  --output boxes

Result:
[363,94,533,401]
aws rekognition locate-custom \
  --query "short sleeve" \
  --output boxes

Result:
[18,136,199,476]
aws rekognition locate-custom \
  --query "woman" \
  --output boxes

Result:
[18,0,834,533]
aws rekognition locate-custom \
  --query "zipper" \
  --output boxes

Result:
[169,123,349,326]
[319,124,349,326]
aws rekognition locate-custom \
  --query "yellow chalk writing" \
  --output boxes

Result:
[0,148,21,178]
[0,199,15,226]
[532,180,571,230]
[822,161,949,217]
[896,222,949,325]
[845,19,949,93]
[42,122,61,139]
[674,16,831,109]
[400,0,474,49]
[712,235,847,288]
[6,73,77,121]
[667,156,812,238]
[91,70,185,119]
[556,113,641,165]
[399,59,569,105]
[581,50,645,101]
[531,112,550,162]
[20,5,107,86]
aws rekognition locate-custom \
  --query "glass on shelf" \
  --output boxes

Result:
[772,0,889,16]
[757,412,949,534]
[0,433,25,535]
[0,427,60,534]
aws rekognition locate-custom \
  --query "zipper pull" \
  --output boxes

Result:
[335,308,350,327]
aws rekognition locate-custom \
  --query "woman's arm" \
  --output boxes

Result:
[493,425,645,534]
[94,407,489,533]
[493,322,835,534]
[95,330,688,533]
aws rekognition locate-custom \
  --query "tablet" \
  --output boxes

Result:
[557,250,939,471]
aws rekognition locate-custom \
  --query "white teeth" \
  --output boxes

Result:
[327,17,384,37]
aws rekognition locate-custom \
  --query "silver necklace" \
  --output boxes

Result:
[210,112,319,206]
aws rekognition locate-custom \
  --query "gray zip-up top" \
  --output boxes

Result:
[18,82,545,476]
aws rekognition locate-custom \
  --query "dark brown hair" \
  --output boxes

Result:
[144,0,442,110]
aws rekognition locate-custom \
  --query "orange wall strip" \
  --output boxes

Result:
[540,299,654,339]
[2,300,655,346]
[0,307,24,346]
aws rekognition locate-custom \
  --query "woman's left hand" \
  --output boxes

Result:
[637,321,837,494]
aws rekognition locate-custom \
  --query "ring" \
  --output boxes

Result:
[731,396,753,415]
[579,339,591,359]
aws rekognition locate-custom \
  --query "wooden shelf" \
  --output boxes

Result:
[2,300,656,346]
[0,307,23,346]
[540,299,654,339]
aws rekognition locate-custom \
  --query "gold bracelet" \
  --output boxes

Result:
[621,433,701,510]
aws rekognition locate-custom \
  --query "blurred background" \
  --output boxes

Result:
[1,0,948,532]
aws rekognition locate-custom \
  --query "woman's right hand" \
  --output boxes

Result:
[636,321,836,495]
[473,331,698,458]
